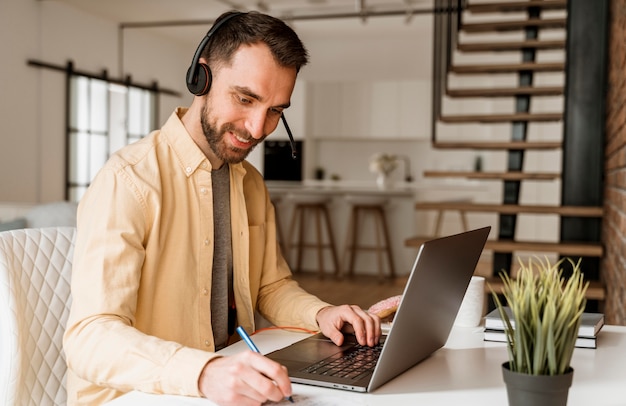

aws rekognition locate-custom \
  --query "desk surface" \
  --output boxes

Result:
[106,325,626,405]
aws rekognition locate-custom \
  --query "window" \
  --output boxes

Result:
[67,76,157,201]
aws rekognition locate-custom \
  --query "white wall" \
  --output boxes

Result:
[297,15,432,82]
[0,0,41,202]
[0,0,191,203]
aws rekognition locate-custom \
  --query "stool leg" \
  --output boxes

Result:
[272,201,285,256]
[286,206,299,270]
[460,210,469,231]
[341,207,356,278]
[434,209,444,237]
[296,206,306,273]
[347,207,361,277]
[377,207,396,279]
[321,206,340,277]
[373,209,385,281]
[314,206,325,278]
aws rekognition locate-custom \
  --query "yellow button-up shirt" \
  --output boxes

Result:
[63,108,330,405]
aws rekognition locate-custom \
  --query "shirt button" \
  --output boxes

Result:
[203,288,209,295]
[201,162,207,168]
[204,239,209,246]
[185,167,192,173]
[205,340,210,347]
[200,187,207,194]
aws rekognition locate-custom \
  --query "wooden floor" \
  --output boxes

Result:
[292,272,406,310]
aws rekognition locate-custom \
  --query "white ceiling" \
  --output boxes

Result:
[47,0,434,46]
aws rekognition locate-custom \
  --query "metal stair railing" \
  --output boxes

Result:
[431,0,465,145]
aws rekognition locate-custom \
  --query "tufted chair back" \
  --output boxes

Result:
[0,227,76,406]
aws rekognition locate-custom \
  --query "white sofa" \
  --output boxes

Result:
[0,201,78,231]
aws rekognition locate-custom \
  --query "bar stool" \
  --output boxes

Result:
[430,198,471,237]
[342,196,395,281]
[285,194,340,279]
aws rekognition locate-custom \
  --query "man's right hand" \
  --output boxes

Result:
[198,351,292,406]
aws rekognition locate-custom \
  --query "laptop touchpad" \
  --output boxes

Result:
[267,333,353,364]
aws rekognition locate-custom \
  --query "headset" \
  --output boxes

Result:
[186,11,298,159]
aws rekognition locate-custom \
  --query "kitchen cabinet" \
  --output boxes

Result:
[307,80,431,140]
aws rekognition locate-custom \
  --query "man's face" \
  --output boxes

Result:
[200,43,297,164]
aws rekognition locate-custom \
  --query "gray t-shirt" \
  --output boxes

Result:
[210,164,233,350]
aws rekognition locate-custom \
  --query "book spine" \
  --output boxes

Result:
[484,322,600,338]
[483,331,597,349]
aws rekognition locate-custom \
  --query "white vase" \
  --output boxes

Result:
[376,172,389,189]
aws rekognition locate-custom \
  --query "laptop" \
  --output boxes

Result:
[266,226,491,392]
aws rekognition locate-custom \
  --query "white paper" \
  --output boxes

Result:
[268,394,367,405]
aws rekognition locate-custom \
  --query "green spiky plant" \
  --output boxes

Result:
[490,256,589,376]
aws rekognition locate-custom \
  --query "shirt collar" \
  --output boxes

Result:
[162,107,246,178]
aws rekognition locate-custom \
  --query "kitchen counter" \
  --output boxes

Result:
[266,180,414,197]
[266,179,486,198]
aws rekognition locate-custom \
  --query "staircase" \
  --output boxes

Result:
[405,0,606,304]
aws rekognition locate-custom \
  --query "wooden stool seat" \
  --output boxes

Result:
[286,195,340,278]
[342,197,395,280]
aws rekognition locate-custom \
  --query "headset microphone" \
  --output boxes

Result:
[280,114,298,160]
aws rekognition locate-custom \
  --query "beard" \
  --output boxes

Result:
[200,103,263,164]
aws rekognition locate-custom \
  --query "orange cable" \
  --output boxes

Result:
[251,326,318,335]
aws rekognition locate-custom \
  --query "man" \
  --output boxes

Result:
[63,10,381,406]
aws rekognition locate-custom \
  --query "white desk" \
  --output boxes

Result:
[106,325,626,405]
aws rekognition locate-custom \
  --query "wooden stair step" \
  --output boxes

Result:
[447,86,563,98]
[413,202,603,217]
[458,39,565,52]
[450,61,564,74]
[461,18,567,33]
[423,170,560,181]
[467,0,568,13]
[432,141,561,150]
[439,112,562,123]
[486,278,606,301]
[405,236,603,257]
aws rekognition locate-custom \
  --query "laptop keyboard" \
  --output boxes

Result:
[300,343,384,380]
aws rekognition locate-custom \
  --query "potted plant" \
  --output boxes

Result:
[490,256,589,406]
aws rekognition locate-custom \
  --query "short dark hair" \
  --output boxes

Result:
[201,11,309,73]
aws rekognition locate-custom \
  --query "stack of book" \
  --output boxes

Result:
[483,307,605,349]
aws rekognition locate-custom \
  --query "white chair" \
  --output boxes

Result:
[0,227,76,406]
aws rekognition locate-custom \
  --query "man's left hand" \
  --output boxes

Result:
[316,305,381,347]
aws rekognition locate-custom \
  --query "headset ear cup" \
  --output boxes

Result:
[187,63,212,96]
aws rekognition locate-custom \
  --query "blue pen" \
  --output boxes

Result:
[236,326,294,403]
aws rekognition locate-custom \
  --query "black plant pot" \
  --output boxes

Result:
[502,362,574,406]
